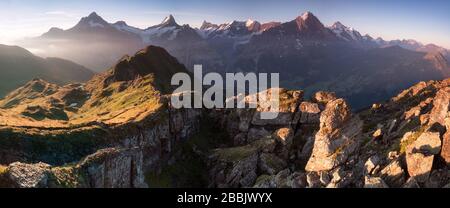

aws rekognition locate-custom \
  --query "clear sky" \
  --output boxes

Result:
[0,0,449,48]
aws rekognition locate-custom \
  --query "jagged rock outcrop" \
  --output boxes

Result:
[77,148,147,188]
[1,148,148,188]
[305,99,362,177]
[4,162,52,188]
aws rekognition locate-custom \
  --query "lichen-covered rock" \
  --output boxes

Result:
[6,162,51,188]
[406,132,442,183]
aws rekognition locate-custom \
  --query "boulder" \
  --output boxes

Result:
[364,155,381,176]
[380,159,405,188]
[273,127,294,146]
[372,129,383,140]
[406,132,442,182]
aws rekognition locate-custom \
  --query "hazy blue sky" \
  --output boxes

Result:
[0,0,449,48]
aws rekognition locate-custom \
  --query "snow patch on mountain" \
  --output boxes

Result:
[113,21,143,34]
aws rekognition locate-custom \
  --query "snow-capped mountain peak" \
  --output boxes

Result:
[245,19,255,27]
[159,15,179,27]
[329,21,363,41]
[330,21,346,30]
[72,12,111,29]
[200,21,219,30]
[301,11,314,20]
[245,19,261,32]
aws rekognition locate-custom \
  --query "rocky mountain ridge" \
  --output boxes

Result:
[0,46,448,188]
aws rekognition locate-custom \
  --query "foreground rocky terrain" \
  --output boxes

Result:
[0,46,449,188]
[208,79,449,188]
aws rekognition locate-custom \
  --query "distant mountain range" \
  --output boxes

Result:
[0,44,449,188]
[0,44,95,98]
[17,11,450,109]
